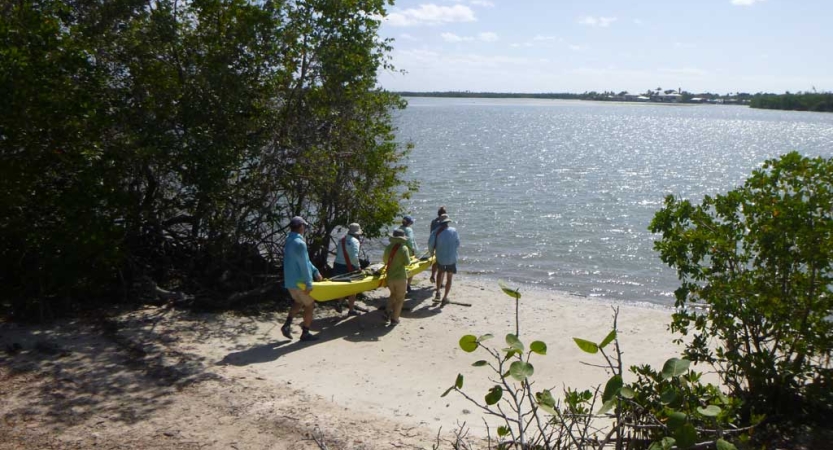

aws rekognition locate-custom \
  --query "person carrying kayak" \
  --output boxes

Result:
[428,206,447,284]
[282,216,323,342]
[333,222,364,316]
[398,215,418,292]
[382,228,412,326]
[428,214,460,305]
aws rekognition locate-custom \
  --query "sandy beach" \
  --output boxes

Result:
[0,271,682,449]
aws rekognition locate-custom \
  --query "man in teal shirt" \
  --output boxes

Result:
[282,216,322,341]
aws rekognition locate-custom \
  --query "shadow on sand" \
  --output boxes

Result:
[217,286,444,367]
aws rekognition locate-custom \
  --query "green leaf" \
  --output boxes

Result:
[509,361,534,381]
[498,280,521,299]
[535,390,557,415]
[455,374,464,389]
[673,423,697,449]
[472,360,488,367]
[599,330,617,349]
[573,338,599,354]
[716,438,738,450]
[661,358,690,379]
[485,385,503,405]
[660,388,677,405]
[441,386,455,398]
[497,426,510,437]
[648,437,676,450]
[477,333,494,342]
[666,410,687,431]
[530,340,547,355]
[620,385,635,399]
[697,405,722,417]
[505,334,525,352]
[459,335,478,353]
[597,398,616,415]
[602,375,623,403]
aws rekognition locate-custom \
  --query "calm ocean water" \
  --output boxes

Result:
[375,97,833,307]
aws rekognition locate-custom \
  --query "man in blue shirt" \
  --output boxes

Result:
[429,206,447,283]
[282,216,323,341]
[427,214,460,305]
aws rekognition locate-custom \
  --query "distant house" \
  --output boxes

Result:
[690,97,705,103]
[657,93,682,103]
[636,95,651,102]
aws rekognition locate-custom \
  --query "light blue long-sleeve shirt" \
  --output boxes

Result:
[334,234,361,269]
[428,225,460,265]
[284,231,320,290]
[399,225,418,256]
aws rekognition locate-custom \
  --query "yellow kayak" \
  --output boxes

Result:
[311,256,435,302]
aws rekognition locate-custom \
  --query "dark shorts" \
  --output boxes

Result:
[437,263,457,274]
[333,262,352,276]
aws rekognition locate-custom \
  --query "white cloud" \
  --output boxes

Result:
[441,32,473,42]
[731,0,764,5]
[386,4,477,27]
[533,35,560,42]
[578,16,618,27]
[398,33,418,41]
[478,32,499,42]
[470,0,495,7]
[569,45,586,52]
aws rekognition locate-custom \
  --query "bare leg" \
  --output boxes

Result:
[302,303,315,329]
[435,271,445,298]
[347,294,357,312]
[442,272,454,300]
[430,263,437,283]
[286,302,302,324]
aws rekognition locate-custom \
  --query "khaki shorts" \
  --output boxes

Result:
[288,288,315,307]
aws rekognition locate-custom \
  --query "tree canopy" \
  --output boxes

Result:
[650,152,833,427]
[0,0,413,319]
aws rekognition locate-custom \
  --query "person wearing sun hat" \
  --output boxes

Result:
[398,215,418,292]
[382,228,412,326]
[282,216,323,341]
[333,222,364,316]
[427,214,460,305]
[429,206,447,283]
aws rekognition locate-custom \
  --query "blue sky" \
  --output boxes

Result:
[376,0,833,94]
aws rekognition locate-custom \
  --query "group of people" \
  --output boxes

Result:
[281,207,461,341]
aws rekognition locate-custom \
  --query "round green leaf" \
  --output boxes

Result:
[673,423,697,449]
[661,358,690,379]
[505,334,525,352]
[697,404,722,417]
[509,361,534,381]
[573,338,598,354]
[530,340,547,355]
[535,389,557,415]
[660,388,677,405]
[485,385,503,405]
[666,410,687,430]
[477,333,494,342]
[497,426,510,437]
[472,360,488,367]
[459,335,478,353]
[716,438,738,450]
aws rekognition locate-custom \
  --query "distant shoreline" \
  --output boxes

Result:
[393,91,833,112]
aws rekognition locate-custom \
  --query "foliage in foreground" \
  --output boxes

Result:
[0,0,413,319]
[650,152,833,426]
[440,283,744,449]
